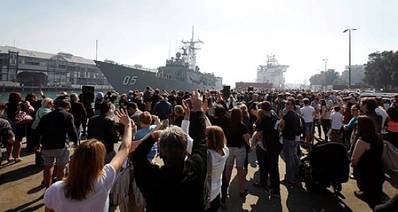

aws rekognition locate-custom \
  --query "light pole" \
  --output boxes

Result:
[343,28,357,88]
[322,58,328,91]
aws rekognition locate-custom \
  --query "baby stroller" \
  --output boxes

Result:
[300,142,350,193]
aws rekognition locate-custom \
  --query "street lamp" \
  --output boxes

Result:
[322,58,328,72]
[343,28,357,89]
[322,58,328,91]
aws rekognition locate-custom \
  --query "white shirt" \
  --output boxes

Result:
[208,147,229,201]
[375,106,388,130]
[330,111,344,130]
[181,119,195,154]
[44,164,116,212]
[300,105,315,123]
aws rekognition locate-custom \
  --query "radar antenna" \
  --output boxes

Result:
[181,26,204,71]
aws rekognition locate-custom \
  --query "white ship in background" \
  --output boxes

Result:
[256,55,289,89]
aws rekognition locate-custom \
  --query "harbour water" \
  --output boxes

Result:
[0,89,107,103]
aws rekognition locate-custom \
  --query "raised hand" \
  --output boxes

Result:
[190,91,203,112]
[182,99,191,119]
[153,115,161,126]
[115,109,133,128]
[202,98,209,113]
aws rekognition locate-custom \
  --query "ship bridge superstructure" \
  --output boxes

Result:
[256,55,289,89]
[158,27,219,88]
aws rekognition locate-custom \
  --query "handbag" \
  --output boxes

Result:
[382,140,398,171]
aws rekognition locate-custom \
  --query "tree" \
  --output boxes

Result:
[324,69,339,85]
[309,69,340,86]
[364,51,398,90]
[309,73,323,85]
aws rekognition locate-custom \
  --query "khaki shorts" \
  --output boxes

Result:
[226,146,246,168]
[42,148,70,167]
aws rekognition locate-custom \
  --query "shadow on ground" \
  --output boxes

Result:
[4,194,44,212]
[286,185,352,212]
[0,164,42,185]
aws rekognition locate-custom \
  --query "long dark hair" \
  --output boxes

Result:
[230,108,244,134]
[357,115,378,144]
[206,126,226,152]
[230,108,243,126]
[8,92,21,104]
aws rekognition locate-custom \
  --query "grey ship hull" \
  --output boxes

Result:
[95,61,210,93]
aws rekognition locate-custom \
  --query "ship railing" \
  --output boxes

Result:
[120,64,157,73]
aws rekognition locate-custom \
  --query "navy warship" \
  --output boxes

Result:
[95,30,222,93]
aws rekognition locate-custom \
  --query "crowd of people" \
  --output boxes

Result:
[1,87,398,211]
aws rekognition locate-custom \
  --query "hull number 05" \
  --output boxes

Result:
[122,76,138,85]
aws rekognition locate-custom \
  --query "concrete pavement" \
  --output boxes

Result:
[1,143,397,212]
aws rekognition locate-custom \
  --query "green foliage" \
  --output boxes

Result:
[309,69,340,86]
[364,51,398,90]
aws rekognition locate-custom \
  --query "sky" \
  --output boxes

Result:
[1,0,398,86]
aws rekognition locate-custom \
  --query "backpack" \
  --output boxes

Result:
[15,111,33,125]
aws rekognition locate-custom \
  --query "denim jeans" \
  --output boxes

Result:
[256,145,282,194]
[282,138,300,183]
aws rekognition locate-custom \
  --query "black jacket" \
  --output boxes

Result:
[37,109,77,150]
[69,102,87,127]
[133,111,207,212]
[87,115,118,153]
[256,112,281,150]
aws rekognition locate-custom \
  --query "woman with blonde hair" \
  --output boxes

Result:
[44,109,136,212]
[206,126,229,212]
[173,105,185,127]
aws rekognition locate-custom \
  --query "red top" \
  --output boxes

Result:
[343,109,352,125]
[387,120,398,132]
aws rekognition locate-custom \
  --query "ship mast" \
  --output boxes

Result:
[267,54,277,67]
[181,26,203,71]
